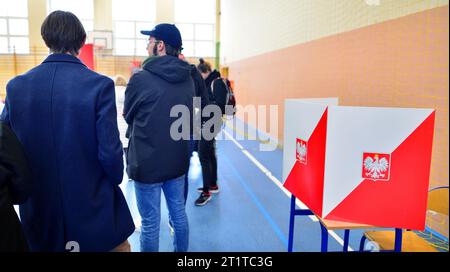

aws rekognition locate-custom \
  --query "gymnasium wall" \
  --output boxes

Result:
[220,0,449,63]
[220,1,449,190]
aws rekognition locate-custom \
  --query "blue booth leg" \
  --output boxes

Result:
[394,228,403,252]
[288,196,296,252]
[359,235,367,251]
[343,230,350,252]
[320,223,328,252]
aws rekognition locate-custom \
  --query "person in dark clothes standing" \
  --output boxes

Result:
[195,58,228,206]
[0,11,134,252]
[124,24,194,252]
[178,54,210,203]
[0,122,32,252]
[166,54,211,235]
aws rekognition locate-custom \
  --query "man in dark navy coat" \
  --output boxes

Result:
[0,11,134,252]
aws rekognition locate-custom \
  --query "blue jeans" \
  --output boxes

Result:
[134,175,189,252]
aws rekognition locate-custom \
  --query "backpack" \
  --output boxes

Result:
[211,78,236,117]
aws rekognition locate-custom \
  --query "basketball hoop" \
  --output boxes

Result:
[93,44,105,51]
[87,31,113,51]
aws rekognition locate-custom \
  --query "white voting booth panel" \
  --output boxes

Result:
[283,99,435,230]
[282,98,338,217]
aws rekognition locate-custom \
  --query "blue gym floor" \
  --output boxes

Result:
[120,117,368,252]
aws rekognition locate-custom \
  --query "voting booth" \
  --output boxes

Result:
[282,98,435,230]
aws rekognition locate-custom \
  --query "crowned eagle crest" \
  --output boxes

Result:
[363,154,389,180]
[297,142,307,158]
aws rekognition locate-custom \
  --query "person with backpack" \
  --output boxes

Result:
[194,59,230,206]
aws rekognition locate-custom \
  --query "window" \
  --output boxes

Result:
[112,0,156,56]
[0,0,29,54]
[48,0,94,32]
[175,0,215,57]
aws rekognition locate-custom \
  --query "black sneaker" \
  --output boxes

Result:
[195,192,212,206]
[197,186,219,193]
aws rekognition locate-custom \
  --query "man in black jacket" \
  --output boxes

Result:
[0,121,32,251]
[123,23,194,252]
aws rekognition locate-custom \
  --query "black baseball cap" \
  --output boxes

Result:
[141,23,183,50]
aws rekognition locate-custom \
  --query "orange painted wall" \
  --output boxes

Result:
[228,6,449,188]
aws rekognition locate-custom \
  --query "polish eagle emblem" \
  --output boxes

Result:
[362,153,391,181]
[296,138,307,164]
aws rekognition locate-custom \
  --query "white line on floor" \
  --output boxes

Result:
[222,129,353,251]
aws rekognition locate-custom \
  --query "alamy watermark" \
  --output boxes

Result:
[168,98,279,151]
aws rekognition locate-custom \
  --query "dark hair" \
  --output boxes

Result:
[41,10,86,55]
[197,58,212,73]
[165,43,180,58]
[152,40,180,58]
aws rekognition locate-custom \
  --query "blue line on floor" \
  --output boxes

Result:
[222,154,288,247]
